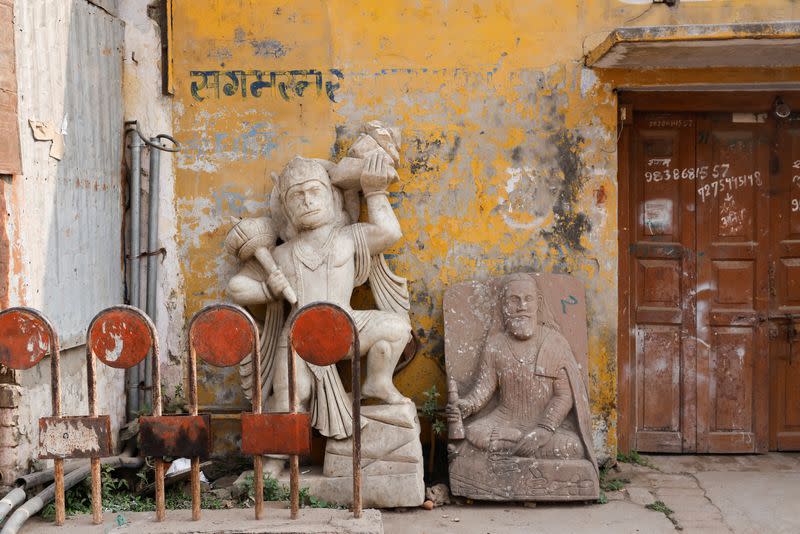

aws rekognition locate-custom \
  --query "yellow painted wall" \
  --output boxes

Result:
[170,0,800,461]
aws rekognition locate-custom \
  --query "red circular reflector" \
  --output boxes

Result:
[290,304,355,366]
[0,309,52,370]
[89,307,153,369]
[190,306,255,368]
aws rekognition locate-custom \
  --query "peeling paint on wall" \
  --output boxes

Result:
[169,0,800,462]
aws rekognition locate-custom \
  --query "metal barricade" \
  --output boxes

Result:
[285,302,363,519]
[185,303,257,520]
[1,306,155,526]
[0,301,364,524]
[79,306,153,523]
[237,301,363,520]
[138,308,211,522]
[0,308,64,524]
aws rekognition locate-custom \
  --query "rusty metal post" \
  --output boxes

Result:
[47,318,65,526]
[287,342,300,519]
[35,312,65,525]
[0,308,64,525]
[251,318,264,520]
[351,333,362,519]
[187,331,201,521]
[100,305,167,522]
[150,324,165,522]
[139,301,215,525]
[184,304,257,521]
[86,342,101,524]
[83,306,154,526]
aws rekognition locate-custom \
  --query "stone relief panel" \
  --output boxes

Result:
[444,272,599,501]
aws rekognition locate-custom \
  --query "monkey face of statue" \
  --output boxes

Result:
[284,179,335,230]
[501,279,538,340]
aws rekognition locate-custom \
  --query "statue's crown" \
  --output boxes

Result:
[274,156,330,200]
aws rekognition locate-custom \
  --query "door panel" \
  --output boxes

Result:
[624,98,800,453]
[695,115,769,453]
[635,325,682,451]
[630,113,696,453]
[770,121,800,450]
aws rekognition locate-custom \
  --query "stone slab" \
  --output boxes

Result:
[444,273,598,503]
[318,402,424,508]
[450,450,598,501]
[695,471,800,534]
[279,465,425,509]
[21,506,383,534]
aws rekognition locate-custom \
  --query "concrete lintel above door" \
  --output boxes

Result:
[586,22,800,70]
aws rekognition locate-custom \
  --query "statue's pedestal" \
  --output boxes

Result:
[449,446,599,501]
[280,465,424,508]
[281,403,425,508]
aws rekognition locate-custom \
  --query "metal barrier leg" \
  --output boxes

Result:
[253,455,264,519]
[155,459,166,521]
[90,458,101,524]
[53,459,65,525]
[351,336,362,519]
[288,346,299,520]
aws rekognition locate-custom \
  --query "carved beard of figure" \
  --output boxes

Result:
[284,179,335,231]
[501,279,540,341]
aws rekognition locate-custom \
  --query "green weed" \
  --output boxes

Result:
[42,465,227,520]
[616,450,655,469]
[422,385,446,436]
[598,464,629,504]
[646,500,673,515]
[646,500,680,528]
[602,477,628,492]
[238,473,343,509]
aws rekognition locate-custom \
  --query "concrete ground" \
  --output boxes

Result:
[382,452,800,534]
[21,505,383,534]
[20,453,800,534]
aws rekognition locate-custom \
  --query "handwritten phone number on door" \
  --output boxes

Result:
[645,164,730,183]
[698,172,762,202]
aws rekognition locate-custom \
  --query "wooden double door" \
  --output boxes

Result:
[621,93,800,453]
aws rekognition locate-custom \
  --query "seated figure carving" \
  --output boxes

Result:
[445,273,599,501]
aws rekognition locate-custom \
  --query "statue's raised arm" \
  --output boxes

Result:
[358,151,403,255]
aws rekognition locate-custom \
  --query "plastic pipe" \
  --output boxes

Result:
[0,456,143,534]
[0,488,25,524]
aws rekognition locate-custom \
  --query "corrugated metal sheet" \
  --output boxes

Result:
[12,0,124,347]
